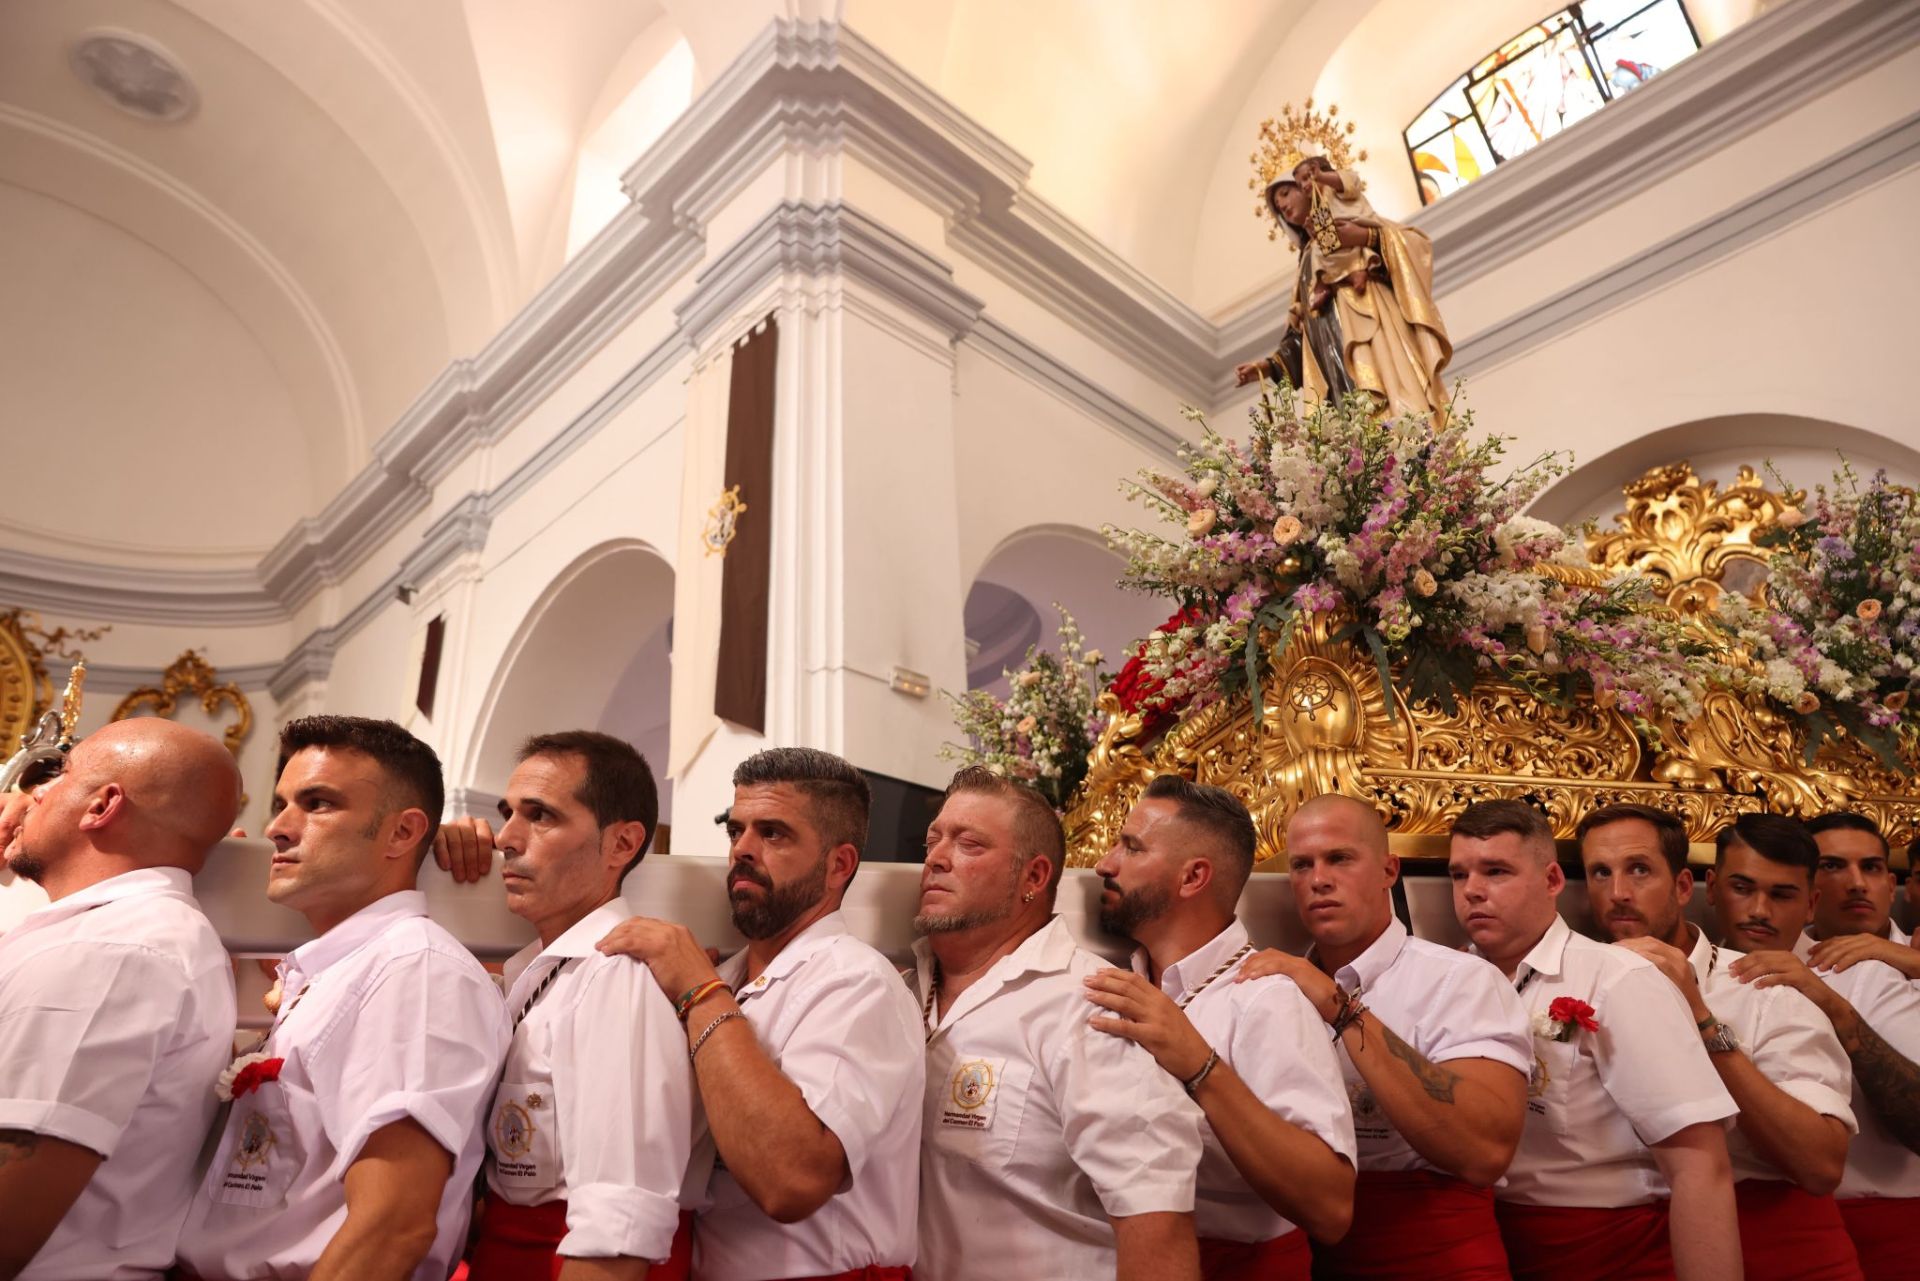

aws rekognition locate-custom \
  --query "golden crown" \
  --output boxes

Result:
[1249,100,1367,232]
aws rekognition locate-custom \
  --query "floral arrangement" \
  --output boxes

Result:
[1534,997,1599,1042]
[1715,462,1920,767]
[941,607,1109,810]
[1101,387,1711,731]
[216,1052,284,1102]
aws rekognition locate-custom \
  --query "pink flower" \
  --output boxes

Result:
[1188,508,1219,537]
[1272,515,1304,546]
[1776,507,1806,528]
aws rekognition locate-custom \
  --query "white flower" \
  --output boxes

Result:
[1016,670,1043,688]
[1082,649,1103,666]
[216,1051,280,1103]
[1196,475,1219,498]
[1530,1011,1558,1040]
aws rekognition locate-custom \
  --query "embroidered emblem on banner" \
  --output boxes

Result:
[495,1099,536,1159]
[941,1058,1003,1130]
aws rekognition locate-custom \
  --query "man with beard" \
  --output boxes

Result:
[915,766,1205,1281]
[178,716,509,1281]
[0,719,241,1281]
[1450,799,1739,1281]
[1718,814,1920,1281]
[1084,775,1355,1281]
[435,732,694,1281]
[596,747,922,1281]
[1803,813,1919,980]
[1238,793,1530,1280]
[1578,805,1860,1280]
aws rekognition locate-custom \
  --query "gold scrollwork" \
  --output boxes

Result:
[0,610,109,758]
[1062,461,1920,868]
[112,650,253,756]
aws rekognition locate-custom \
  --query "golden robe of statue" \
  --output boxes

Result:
[1239,161,1452,422]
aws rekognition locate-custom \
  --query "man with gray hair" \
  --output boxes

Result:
[597,746,923,1281]
[914,765,1205,1281]
[1450,798,1739,1281]
[1086,774,1355,1280]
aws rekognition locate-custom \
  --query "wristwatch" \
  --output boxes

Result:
[1700,1016,1741,1055]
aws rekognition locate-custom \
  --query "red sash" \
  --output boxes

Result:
[1311,1170,1510,1280]
[776,1270,911,1281]
[1201,1229,1310,1281]
[1736,1180,1862,1281]
[1840,1196,1920,1281]
[1495,1199,1672,1281]
[466,1201,693,1281]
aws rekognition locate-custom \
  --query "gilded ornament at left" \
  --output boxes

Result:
[113,649,253,756]
[0,610,109,758]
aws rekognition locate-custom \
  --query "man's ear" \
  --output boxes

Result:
[75,783,126,833]
[827,842,861,892]
[1544,859,1567,896]
[386,807,433,862]
[604,820,648,873]
[1179,857,1215,902]
[1675,866,1695,905]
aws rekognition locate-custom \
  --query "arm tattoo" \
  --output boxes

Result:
[0,1128,40,1169]
[1380,1023,1461,1104]
[1849,1021,1920,1155]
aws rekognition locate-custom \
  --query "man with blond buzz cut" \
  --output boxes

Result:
[1238,792,1530,1280]
[437,731,694,1281]
[1718,813,1920,1281]
[916,766,1205,1281]
[178,716,509,1281]
[1803,812,1919,981]
[1579,804,1861,1281]
[0,719,242,1281]
[1451,798,1739,1281]
[1087,774,1356,1281]
[596,746,923,1281]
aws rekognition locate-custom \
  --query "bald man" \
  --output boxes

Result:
[0,719,243,1281]
[1239,794,1531,1280]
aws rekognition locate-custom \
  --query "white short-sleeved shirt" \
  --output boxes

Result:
[177,890,509,1281]
[1794,932,1920,1200]
[1890,920,1911,947]
[1131,919,1356,1244]
[1482,916,1736,1207]
[1317,916,1532,1172]
[695,911,925,1281]
[487,900,697,1261]
[1681,930,1854,1186]
[0,868,235,1281]
[915,916,1205,1281]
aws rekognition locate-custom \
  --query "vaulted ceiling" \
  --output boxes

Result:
[0,0,1762,570]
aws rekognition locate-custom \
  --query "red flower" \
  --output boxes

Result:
[1548,997,1598,1033]
[230,1057,285,1099]
[1108,606,1207,741]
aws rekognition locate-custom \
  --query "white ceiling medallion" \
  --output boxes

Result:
[69,30,199,123]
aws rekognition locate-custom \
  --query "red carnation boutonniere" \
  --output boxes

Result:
[216,1052,286,1102]
[1535,997,1599,1043]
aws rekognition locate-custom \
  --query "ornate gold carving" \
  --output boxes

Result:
[112,650,253,756]
[0,610,109,758]
[702,485,748,557]
[1063,461,1919,868]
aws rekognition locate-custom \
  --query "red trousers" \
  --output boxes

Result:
[1201,1229,1310,1281]
[1736,1180,1862,1281]
[1841,1196,1920,1281]
[466,1200,693,1281]
[773,1271,911,1280]
[1495,1199,1672,1281]
[1311,1170,1510,1279]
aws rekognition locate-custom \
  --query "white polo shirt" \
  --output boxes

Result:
[487,900,697,1261]
[916,916,1205,1281]
[1682,930,1854,1185]
[177,891,509,1281]
[1132,919,1356,1244]
[1316,916,1532,1171]
[0,868,234,1281]
[1794,932,1920,1200]
[1484,915,1735,1207]
[695,910,924,1281]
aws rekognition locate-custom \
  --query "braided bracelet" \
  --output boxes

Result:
[1329,991,1369,1044]
[676,978,728,1022]
[689,1010,742,1062]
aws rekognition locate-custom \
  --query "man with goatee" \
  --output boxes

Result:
[1579,805,1860,1280]
[914,766,1205,1281]
[596,747,923,1281]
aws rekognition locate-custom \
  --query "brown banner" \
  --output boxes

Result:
[715,317,778,730]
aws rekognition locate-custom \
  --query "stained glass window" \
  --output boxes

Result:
[1404,0,1700,205]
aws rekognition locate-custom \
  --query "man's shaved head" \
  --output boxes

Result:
[1288,793,1390,858]
[11,718,243,886]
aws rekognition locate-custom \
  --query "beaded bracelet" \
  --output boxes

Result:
[675,978,728,1022]
[689,1010,742,1062]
